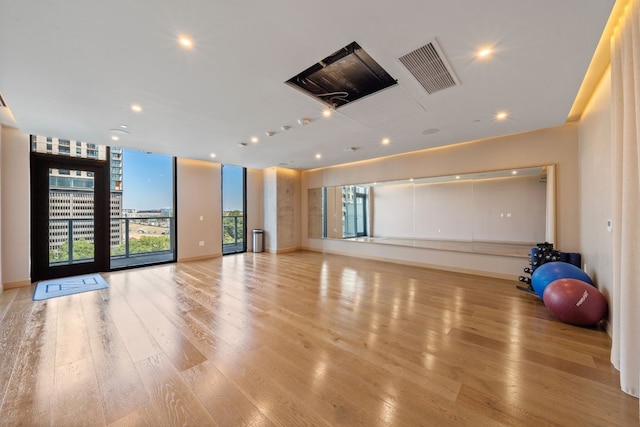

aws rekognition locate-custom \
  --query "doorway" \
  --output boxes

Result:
[30,152,110,281]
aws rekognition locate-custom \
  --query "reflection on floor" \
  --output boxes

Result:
[1,251,635,425]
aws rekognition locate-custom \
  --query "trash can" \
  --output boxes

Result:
[252,229,264,253]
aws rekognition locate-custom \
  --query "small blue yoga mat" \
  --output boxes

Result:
[33,273,109,301]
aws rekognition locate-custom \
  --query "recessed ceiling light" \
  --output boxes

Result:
[495,111,509,120]
[111,135,119,141]
[178,35,194,49]
[238,142,248,147]
[210,153,216,158]
[381,138,390,145]
[251,136,259,143]
[298,118,310,126]
[281,125,291,131]
[456,176,461,179]
[477,47,493,59]
[315,153,322,159]
[120,124,128,129]
[322,109,332,118]
[512,170,518,175]
[422,128,439,135]
[131,104,142,113]
[266,131,276,137]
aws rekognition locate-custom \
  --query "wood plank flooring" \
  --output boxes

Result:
[0,251,637,426]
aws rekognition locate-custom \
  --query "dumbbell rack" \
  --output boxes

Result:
[517,242,560,294]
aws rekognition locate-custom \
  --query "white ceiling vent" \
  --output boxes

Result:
[398,39,460,94]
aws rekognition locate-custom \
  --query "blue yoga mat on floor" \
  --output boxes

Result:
[33,273,109,301]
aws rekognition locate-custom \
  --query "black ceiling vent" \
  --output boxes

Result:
[286,42,397,109]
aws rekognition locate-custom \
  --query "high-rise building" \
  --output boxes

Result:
[31,135,123,253]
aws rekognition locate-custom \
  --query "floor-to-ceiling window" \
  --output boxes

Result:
[30,136,176,281]
[31,136,110,281]
[222,164,246,254]
[110,148,176,269]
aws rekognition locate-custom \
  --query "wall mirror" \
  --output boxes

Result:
[307,165,555,257]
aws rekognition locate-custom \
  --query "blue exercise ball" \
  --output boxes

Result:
[531,261,593,298]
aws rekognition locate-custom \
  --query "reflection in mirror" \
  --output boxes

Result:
[342,186,369,238]
[308,187,324,239]
[308,166,554,257]
[309,186,371,239]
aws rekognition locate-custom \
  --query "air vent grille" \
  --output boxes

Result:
[399,40,459,94]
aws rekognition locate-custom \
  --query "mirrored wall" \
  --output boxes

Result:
[308,165,555,257]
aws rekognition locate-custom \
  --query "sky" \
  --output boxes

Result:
[122,149,244,212]
[222,164,244,212]
[122,149,174,211]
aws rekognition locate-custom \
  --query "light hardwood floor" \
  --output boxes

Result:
[0,251,637,426]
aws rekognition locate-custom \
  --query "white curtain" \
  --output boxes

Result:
[611,0,640,399]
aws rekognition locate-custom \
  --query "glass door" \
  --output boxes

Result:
[342,185,368,238]
[31,153,109,281]
[355,189,367,237]
[222,164,246,255]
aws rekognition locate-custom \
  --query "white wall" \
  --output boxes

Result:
[471,176,546,243]
[416,181,474,240]
[302,124,580,279]
[1,128,30,287]
[578,67,613,307]
[176,158,221,261]
[373,183,417,237]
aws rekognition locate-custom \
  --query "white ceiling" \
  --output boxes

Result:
[0,0,614,170]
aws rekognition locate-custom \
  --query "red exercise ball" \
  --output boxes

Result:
[543,278,608,326]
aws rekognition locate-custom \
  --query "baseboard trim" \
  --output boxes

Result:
[266,246,300,254]
[178,253,222,263]
[4,279,31,289]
